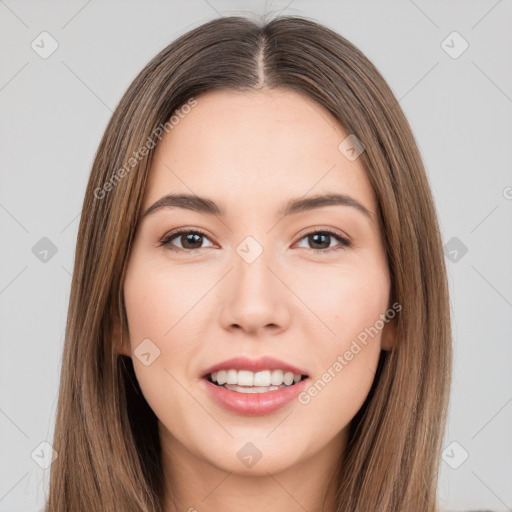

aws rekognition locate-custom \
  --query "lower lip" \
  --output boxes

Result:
[202,377,309,416]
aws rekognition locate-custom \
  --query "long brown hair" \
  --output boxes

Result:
[46,13,452,511]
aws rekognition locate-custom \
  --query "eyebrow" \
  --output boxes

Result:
[141,192,372,219]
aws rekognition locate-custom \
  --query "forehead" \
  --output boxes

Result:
[143,88,376,215]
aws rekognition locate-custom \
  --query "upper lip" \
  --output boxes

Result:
[202,356,309,378]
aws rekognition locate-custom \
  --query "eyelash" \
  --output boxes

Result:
[159,228,351,254]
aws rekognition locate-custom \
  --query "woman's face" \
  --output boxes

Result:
[120,88,394,477]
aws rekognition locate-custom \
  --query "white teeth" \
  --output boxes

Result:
[283,371,294,385]
[215,370,227,385]
[254,370,271,386]
[271,369,283,385]
[237,370,254,386]
[226,369,237,384]
[210,369,303,387]
[223,384,284,393]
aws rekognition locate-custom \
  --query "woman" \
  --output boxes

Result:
[46,14,452,512]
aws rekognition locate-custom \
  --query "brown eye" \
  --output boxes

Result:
[295,229,351,252]
[160,228,350,254]
[160,230,214,252]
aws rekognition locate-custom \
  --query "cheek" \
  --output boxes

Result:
[122,255,192,398]
[123,269,173,350]
[296,348,380,439]
[297,257,390,343]
[122,269,206,450]
[123,250,202,349]
[294,259,389,418]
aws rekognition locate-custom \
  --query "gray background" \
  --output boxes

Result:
[1,0,511,510]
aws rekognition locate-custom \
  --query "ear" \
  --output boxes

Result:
[111,308,131,357]
[380,315,397,352]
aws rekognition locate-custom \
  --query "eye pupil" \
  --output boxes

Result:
[182,233,203,249]
[309,233,330,250]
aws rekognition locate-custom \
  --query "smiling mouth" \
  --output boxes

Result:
[206,369,309,394]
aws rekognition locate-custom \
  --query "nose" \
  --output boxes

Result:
[218,247,292,336]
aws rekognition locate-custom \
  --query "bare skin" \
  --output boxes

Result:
[113,88,395,512]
